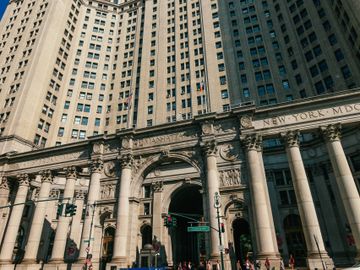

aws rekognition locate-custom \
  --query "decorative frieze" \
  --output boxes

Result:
[100,184,116,199]
[219,169,242,187]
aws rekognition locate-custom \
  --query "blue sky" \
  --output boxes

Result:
[0,0,10,21]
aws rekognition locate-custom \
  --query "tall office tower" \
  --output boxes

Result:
[0,0,360,154]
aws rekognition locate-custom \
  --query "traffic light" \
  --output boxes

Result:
[167,215,173,227]
[65,203,77,217]
[164,215,175,227]
[57,203,64,217]
[221,223,225,233]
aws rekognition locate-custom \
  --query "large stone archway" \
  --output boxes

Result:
[168,185,204,266]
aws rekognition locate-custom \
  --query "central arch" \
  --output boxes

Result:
[168,185,204,266]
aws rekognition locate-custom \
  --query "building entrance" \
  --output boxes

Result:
[169,185,203,267]
[233,218,253,267]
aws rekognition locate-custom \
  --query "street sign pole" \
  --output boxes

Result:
[214,192,225,270]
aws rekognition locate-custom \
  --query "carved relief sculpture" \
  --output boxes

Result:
[0,177,9,190]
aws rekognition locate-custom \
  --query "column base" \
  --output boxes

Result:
[21,258,38,264]
[356,250,360,263]
[0,259,12,265]
[307,252,334,270]
[0,264,15,270]
[255,253,281,270]
[48,258,66,264]
[109,256,128,268]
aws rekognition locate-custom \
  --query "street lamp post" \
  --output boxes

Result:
[84,202,96,270]
[214,192,225,270]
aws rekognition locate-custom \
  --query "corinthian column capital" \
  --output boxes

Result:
[91,158,104,173]
[281,130,300,148]
[119,153,133,169]
[0,176,9,190]
[241,134,262,152]
[17,174,30,186]
[66,166,78,179]
[40,170,54,184]
[201,140,218,157]
[321,124,341,142]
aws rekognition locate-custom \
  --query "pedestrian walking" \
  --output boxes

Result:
[265,258,270,270]
[289,254,295,270]
[206,260,212,270]
[236,260,241,270]
[245,257,251,270]
[280,257,285,270]
[215,260,220,270]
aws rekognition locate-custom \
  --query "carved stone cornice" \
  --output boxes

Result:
[241,134,262,151]
[321,124,341,142]
[17,173,30,186]
[91,158,104,173]
[281,130,300,148]
[0,176,9,190]
[66,166,78,179]
[152,180,163,193]
[201,140,218,157]
[119,153,133,169]
[40,170,54,184]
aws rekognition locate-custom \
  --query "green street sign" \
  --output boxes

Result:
[187,226,210,232]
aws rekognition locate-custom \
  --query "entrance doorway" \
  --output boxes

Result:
[233,219,252,266]
[284,214,306,266]
[169,185,203,266]
[100,227,115,270]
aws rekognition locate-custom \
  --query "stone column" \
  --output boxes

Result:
[70,191,85,248]
[282,131,333,269]
[0,174,30,263]
[242,134,279,260]
[321,124,360,257]
[23,171,53,263]
[202,140,221,258]
[51,166,78,262]
[112,154,133,266]
[79,159,103,260]
[152,181,164,241]
[0,177,10,244]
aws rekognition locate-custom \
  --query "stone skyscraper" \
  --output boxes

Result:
[0,0,359,154]
[0,1,360,270]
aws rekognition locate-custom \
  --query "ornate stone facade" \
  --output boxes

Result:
[0,92,359,270]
